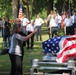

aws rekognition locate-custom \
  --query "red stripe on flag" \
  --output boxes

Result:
[61,52,76,63]
[57,35,76,63]
[18,3,23,19]
[57,44,76,59]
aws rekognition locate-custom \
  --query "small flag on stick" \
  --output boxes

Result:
[18,2,23,19]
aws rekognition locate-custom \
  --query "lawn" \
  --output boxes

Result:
[0,24,65,75]
[0,24,50,75]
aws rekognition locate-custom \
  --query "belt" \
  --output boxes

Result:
[51,27,58,28]
[73,22,76,24]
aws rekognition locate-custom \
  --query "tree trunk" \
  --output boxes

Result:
[30,0,34,19]
[25,0,30,20]
[47,0,53,15]
[12,0,18,20]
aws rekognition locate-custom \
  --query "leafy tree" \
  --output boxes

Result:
[12,0,19,19]
[0,0,76,20]
[0,0,12,19]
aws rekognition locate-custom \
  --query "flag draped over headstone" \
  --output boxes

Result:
[42,35,76,63]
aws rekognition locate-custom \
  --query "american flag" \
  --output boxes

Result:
[18,2,23,19]
[42,37,62,54]
[42,35,76,63]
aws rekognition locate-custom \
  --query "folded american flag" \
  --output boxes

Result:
[42,35,76,63]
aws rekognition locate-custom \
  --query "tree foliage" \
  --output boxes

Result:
[0,0,76,20]
[0,0,12,18]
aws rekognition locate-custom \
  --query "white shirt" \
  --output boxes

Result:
[21,18,29,26]
[26,24,34,32]
[49,18,58,27]
[56,14,62,23]
[64,17,73,27]
[47,14,52,22]
[9,33,25,56]
[34,18,44,26]
[71,15,76,23]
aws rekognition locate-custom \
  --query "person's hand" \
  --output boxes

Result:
[47,26,50,29]
[33,29,38,34]
[3,26,5,28]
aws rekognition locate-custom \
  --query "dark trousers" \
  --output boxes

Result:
[66,26,72,35]
[9,54,23,75]
[72,23,76,35]
[3,35,10,47]
[51,27,58,38]
[27,31,34,48]
[58,23,61,32]
[35,26,42,41]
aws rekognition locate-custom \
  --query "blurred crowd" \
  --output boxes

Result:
[0,10,76,49]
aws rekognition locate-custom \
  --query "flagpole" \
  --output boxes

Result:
[69,0,72,7]
[69,0,72,16]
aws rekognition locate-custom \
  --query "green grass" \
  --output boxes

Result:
[0,40,46,75]
[0,24,64,75]
[0,24,49,75]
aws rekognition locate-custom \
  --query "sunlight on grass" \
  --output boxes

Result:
[42,34,49,41]
[0,37,3,42]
